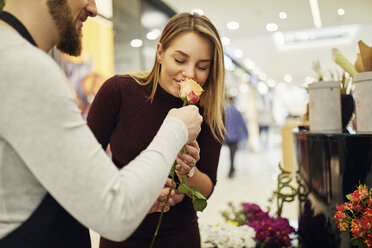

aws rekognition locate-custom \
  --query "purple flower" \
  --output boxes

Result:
[240,202,295,247]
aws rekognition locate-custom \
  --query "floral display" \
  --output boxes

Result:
[221,202,295,248]
[333,184,372,248]
[199,222,256,248]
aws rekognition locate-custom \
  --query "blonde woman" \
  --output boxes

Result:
[87,12,225,248]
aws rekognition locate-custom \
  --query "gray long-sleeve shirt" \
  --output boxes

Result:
[0,25,188,241]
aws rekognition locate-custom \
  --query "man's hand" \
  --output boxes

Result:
[167,105,202,144]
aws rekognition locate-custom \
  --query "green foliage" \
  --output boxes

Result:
[177,183,207,211]
[0,0,5,11]
[351,237,368,248]
[267,163,298,217]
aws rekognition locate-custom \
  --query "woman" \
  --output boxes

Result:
[87,12,225,248]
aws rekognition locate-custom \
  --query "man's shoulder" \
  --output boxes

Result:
[0,25,60,71]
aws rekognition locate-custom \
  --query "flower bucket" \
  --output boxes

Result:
[308,81,341,133]
[354,71,372,134]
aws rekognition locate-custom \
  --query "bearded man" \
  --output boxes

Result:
[0,1,203,247]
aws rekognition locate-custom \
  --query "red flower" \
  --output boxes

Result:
[365,239,372,248]
[360,216,372,230]
[338,221,349,231]
[344,202,353,210]
[364,207,372,218]
[336,204,345,211]
[350,185,369,203]
[334,211,346,221]
[353,202,365,212]
[335,185,372,247]
[351,219,365,238]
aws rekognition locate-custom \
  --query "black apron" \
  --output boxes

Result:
[0,11,91,248]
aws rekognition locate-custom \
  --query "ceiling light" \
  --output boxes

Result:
[221,36,231,46]
[283,74,293,83]
[267,79,276,88]
[337,8,345,16]
[266,23,278,32]
[257,82,269,95]
[227,21,240,30]
[279,12,287,19]
[309,0,322,28]
[233,49,244,58]
[191,9,204,15]
[243,58,255,70]
[141,11,168,29]
[130,39,143,48]
[146,29,161,40]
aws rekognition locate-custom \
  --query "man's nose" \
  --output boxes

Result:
[86,0,98,17]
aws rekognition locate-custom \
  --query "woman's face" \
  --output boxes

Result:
[157,32,213,98]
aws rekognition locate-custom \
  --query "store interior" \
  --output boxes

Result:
[44,0,372,247]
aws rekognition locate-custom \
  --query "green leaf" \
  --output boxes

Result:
[351,238,368,248]
[189,186,200,192]
[182,175,187,184]
[180,146,186,154]
[193,198,207,211]
[177,183,189,194]
[346,193,351,200]
[193,190,206,200]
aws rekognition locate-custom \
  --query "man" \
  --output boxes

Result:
[0,0,202,247]
[224,96,248,178]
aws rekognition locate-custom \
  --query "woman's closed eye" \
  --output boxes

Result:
[197,65,208,71]
[175,58,185,64]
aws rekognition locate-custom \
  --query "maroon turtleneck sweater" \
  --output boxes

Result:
[87,75,222,248]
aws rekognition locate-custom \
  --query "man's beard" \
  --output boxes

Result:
[47,0,82,56]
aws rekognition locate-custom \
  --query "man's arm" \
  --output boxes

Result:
[0,48,201,241]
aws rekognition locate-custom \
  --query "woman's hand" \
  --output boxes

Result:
[175,140,200,176]
[148,178,185,213]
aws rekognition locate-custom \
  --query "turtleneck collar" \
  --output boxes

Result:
[154,83,184,107]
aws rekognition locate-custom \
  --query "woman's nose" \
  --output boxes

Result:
[182,67,195,80]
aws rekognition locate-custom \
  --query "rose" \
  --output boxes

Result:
[178,78,204,104]
[150,79,205,248]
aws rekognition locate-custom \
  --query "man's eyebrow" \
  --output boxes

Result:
[174,50,211,62]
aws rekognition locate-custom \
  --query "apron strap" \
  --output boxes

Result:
[0,11,37,47]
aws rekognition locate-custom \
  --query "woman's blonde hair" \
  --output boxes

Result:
[130,12,225,143]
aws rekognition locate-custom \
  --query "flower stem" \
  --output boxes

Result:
[149,162,176,248]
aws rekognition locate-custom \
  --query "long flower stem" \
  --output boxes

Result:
[149,162,176,248]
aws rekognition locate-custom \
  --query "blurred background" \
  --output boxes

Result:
[56,0,372,153]
[42,0,372,246]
